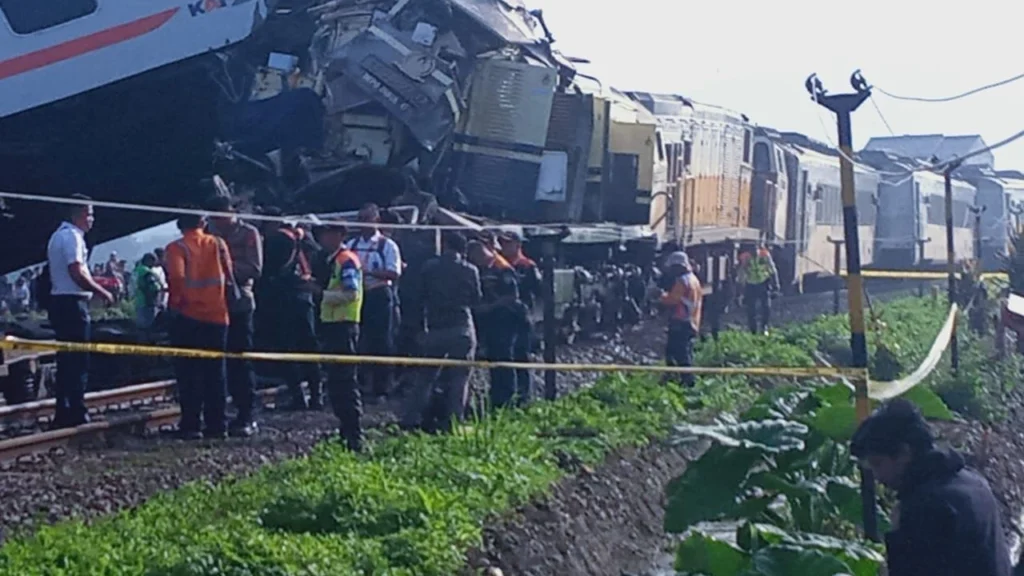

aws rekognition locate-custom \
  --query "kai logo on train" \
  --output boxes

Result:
[188,0,254,17]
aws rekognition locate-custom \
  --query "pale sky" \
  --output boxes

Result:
[529,0,1024,169]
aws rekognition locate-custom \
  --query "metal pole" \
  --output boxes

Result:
[541,235,560,401]
[807,70,878,542]
[969,205,985,264]
[828,237,844,314]
[944,162,962,373]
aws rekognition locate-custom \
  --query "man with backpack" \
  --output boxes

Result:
[42,194,114,429]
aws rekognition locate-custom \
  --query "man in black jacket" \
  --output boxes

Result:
[851,398,1011,576]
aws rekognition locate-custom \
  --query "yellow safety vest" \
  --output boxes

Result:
[746,251,772,285]
[320,249,363,323]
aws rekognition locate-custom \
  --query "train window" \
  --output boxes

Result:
[742,130,752,164]
[655,132,665,162]
[752,142,771,172]
[683,141,692,167]
[0,0,97,34]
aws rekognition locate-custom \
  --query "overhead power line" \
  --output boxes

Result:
[875,70,1024,103]
[869,96,896,136]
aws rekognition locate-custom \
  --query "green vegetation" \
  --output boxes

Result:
[2,294,1013,575]
[667,294,1020,576]
[0,375,710,576]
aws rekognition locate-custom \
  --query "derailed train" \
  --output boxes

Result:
[1,0,1022,286]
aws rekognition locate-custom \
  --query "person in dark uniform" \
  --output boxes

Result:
[467,239,520,410]
[401,231,481,432]
[315,223,365,452]
[498,230,540,405]
[852,399,1011,576]
[258,215,324,410]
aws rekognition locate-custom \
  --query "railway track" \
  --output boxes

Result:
[0,384,296,464]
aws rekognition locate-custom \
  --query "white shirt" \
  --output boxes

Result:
[150,265,169,307]
[47,222,91,297]
[345,232,402,290]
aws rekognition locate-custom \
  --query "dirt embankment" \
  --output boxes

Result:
[466,441,703,576]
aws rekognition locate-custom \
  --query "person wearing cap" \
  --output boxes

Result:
[467,239,521,408]
[736,241,780,335]
[315,223,366,452]
[657,251,702,387]
[206,194,263,437]
[258,208,325,411]
[498,230,540,404]
[851,398,1010,576]
[345,203,403,400]
[402,231,482,432]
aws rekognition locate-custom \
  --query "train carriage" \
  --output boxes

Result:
[750,130,878,291]
[625,92,755,244]
[860,151,976,269]
[957,167,1024,269]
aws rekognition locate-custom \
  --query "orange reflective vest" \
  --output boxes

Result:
[165,229,232,326]
[660,272,703,330]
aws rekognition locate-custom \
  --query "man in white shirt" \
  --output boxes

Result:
[45,194,114,428]
[345,203,402,398]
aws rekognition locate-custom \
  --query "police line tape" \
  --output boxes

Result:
[0,336,867,379]
[840,270,1007,280]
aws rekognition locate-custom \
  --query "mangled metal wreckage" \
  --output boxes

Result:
[219,0,594,222]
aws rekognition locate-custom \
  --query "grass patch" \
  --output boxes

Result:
[0,376,711,575]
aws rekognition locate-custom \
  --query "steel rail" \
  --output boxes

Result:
[0,380,177,428]
[0,384,292,463]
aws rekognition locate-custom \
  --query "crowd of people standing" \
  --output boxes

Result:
[41,194,546,447]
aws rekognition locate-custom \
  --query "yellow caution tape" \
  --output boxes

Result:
[840,270,1007,280]
[0,337,865,379]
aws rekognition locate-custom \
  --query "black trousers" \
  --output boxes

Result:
[666,320,696,387]
[511,304,532,406]
[264,291,321,398]
[480,308,517,410]
[171,315,228,434]
[359,287,395,395]
[48,295,91,426]
[227,309,256,424]
[745,281,771,333]
[321,322,363,451]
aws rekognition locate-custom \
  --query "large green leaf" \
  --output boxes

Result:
[899,386,954,421]
[807,404,858,442]
[745,525,884,576]
[674,531,751,576]
[742,386,810,421]
[673,420,809,453]
[665,446,765,533]
[750,544,854,576]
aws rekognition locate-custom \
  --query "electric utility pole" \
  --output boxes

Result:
[944,160,963,373]
[806,70,878,541]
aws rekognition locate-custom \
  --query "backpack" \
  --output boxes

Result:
[33,265,52,311]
